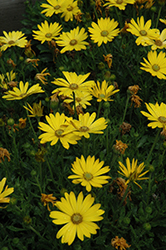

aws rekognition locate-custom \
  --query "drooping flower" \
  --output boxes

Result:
[41,193,56,211]
[68,155,111,192]
[140,50,166,79]
[64,91,92,109]
[127,16,159,46]
[60,0,81,22]
[35,68,50,85]
[38,112,80,149]
[0,31,27,51]
[141,102,166,129]
[118,158,149,189]
[0,148,11,163]
[2,81,44,100]
[69,112,108,138]
[88,17,119,47]
[50,191,104,245]
[104,0,135,10]
[41,0,66,17]
[150,29,166,50]
[23,101,44,117]
[52,71,95,96]
[90,80,119,102]
[32,20,62,44]
[0,177,14,208]
[56,27,88,53]
[111,236,131,249]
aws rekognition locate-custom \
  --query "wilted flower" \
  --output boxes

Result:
[119,122,132,135]
[35,68,50,85]
[111,236,131,249]
[103,54,113,68]
[41,193,56,211]
[113,140,128,154]
[0,148,11,163]
[18,118,27,129]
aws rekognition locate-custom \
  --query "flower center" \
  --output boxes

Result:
[139,30,147,36]
[8,40,15,44]
[155,40,163,46]
[99,94,105,98]
[71,213,83,224]
[54,5,60,9]
[45,33,52,38]
[76,97,81,102]
[116,0,123,3]
[83,172,93,180]
[79,126,89,132]
[55,129,64,137]
[158,116,166,124]
[67,5,73,11]
[152,64,160,71]
[70,39,77,46]
[69,83,78,90]
[101,30,109,37]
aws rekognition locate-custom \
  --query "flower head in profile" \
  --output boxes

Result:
[61,0,81,22]
[38,112,80,149]
[118,158,149,189]
[0,70,16,89]
[64,91,92,109]
[0,177,14,208]
[41,0,66,17]
[104,0,135,10]
[50,191,104,245]
[32,20,62,44]
[141,102,166,129]
[140,50,166,79]
[127,16,159,46]
[35,68,50,85]
[56,27,88,53]
[41,193,56,211]
[88,17,119,47]
[23,101,44,118]
[69,112,108,138]
[160,18,166,25]
[0,31,27,51]
[52,71,94,96]
[2,81,44,100]
[90,80,119,102]
[150,29,166,50]
[68,155,111,192]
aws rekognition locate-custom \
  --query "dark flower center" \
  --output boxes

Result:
[55,129,64,137]
[69,83,78,90]
[158,116,166,124]
[83,172,93,180]
[8,40,15,44]
[71,213,83,224]
[54,5,60,9]
[67,5,73,11]
[101,30,109,37]
[70,39,77,46]
[139,30,147,36]
[152,64,160,71]
[116,0,123,3]
[79,126,89,132]
[45,33,52,38]
[155,40,163,46]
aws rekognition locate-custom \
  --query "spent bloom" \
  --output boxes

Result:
[141,102,166,129]
[35,68,50,85]
[41,193,56,211]
[0,177,14,208]
[104,0,135,10]
[0,148,11,163]
[2,81,44,100]
[118,158,149,189]
[50,191,104,245]
[113,140,128,154]
[41,0,66,16]
[23,101,44,118]
[88,17,120,47]
[68,155,111,192]
[111,236,131,250]
[140,50,166,79]
[18,118,27,129]
[0,31,27,51]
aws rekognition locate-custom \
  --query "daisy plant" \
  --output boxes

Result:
[49,191,104,245]
[0,31,27,51]
[0,177,14,208]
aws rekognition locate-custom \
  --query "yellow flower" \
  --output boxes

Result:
[50,191,104,245]
[38,112,80,149]
[0,177,14,208]
[41,193,56,211]
[104,0,135,10]
[141,102,166,129]
[127,16,159,46]
[2,81,44,100]
[160,18,166,25]
[64,91,92,109]
[111,236,131,249]
[68,155,111,192]
[88,17,119,47]
[118,158,149,189]
[35,68,50,85]
[52,71,95,96]
[56,26,88,53]
[90,80,119,102]
[69,112,108,138]
[32,20,62,44]
[140,50,166,79]
[0,148,11,163]
[0,31,27,51]
[0,70,16,89]
[60,0,81,22]
[41,0,66,17]
[23,101,44,117]
[150,29,166,50]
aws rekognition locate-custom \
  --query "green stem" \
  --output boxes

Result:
[119,183,131,206]
[24,102,38,141]
[122,95,130,123]
[106,127,109,155]
[82,136,86,158]
[146,129,160,163]
[115,7,122,28]
[147,172,152,205]
[35,176,42,193]
[156,6,162,28]
[46,156,55,183]
[29,225,43,238]
[72,91,77,119]
[39,162,42,187]
[97,101,102,118]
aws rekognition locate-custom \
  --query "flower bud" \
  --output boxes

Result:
[148,165,155,172]
[7,118,15,126]
[98,62,105,70]
[145,206,152,214]
[123,217,131,225]
[143,222,151,231]
[110,74,116,80]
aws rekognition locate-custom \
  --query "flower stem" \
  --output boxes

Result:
[146,129,160,164]
[119,183,130,207]
[97,101,102,118]
[122,95,130,123]
[156,6,162,28]
[24,102,38,141]
[72,91,77,119]
[82,136,86,158]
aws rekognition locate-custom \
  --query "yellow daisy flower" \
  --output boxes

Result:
[141,102,166,129]
[127,16,159,46]
[2,81,44,100]
[38,112,80,149]
[118,158,149,189]
[50,191,104,245]
[159,18,166,25]
[32,20,62,44]
[56,26,88,53]
[23,101,44,117]
[90,80,120,102]
[41,0,66,17]
[69,112,108,138]
[60,0,81,22]
[88,17,120,47]
[64,91,92,109]
[0,177,14,208]
[140,50,166,79]
[68,155,111,192]
[150,29,166,50]
[52,71,95,96]
[0,31,27,51]
[0,70,16,89]
[104,0,135,10]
